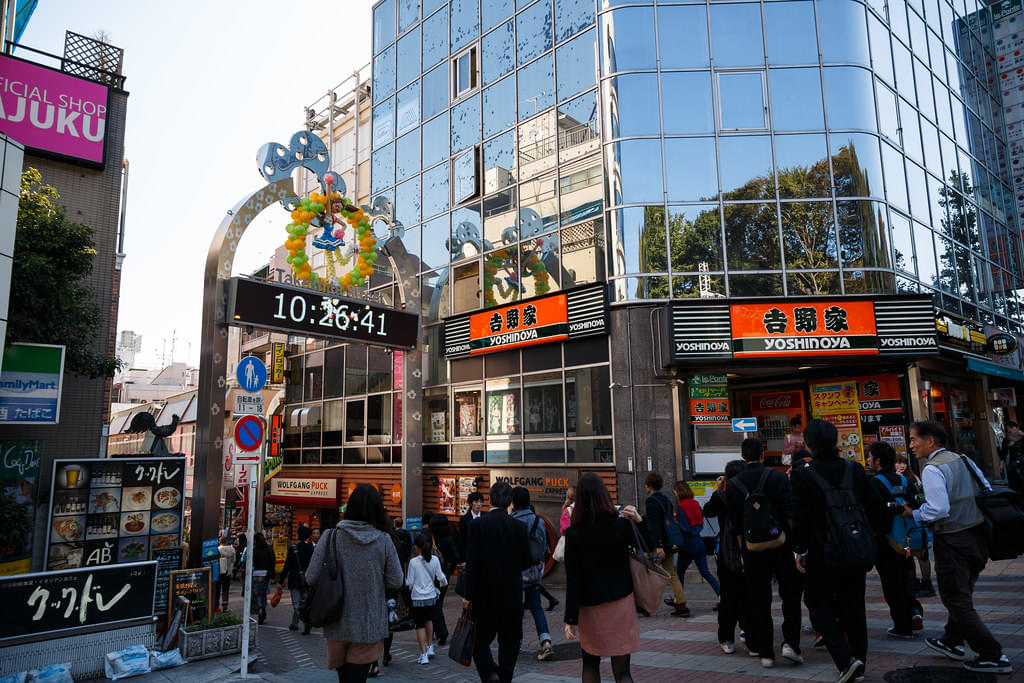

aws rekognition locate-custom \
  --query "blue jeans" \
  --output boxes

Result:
[289,587,305,627]
[677,536,721,596]
[524,584,551,643]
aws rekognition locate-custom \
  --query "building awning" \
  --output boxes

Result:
[967,357,1024,382]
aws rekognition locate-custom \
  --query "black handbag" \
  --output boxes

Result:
[959,455,1024,560]
[307,530,344,627]
[447,606,476,667]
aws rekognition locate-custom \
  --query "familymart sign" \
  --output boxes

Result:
[0,344,65,424]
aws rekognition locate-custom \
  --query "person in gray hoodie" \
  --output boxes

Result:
[305,484,403,683]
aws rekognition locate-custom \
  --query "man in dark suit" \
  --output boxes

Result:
[457,491,485,564]
[463,482,533,683]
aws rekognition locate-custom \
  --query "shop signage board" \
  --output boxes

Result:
[438,476,456,514]
[992,387,1017,407]
[0,54,110,168]
[166,567,212,628]
[689,378,730,424]
[935,311,987,357]
[264,477,340,508]
[0,561,156,642]
[491,469,575,502]
[0,440,41,575]
[152,545,184,614]
[0,343,65,424]
[663,296,937,365]
[271,343,286,382]
[44,457,186,572]
[810,380,865,463]
[227,277,419,349]
[443,283,608,358]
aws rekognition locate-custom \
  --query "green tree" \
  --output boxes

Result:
[7,168,121,378]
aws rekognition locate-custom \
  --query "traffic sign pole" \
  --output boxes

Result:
[240,460,255,677]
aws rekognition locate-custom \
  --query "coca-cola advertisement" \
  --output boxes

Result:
[749,391,806,464]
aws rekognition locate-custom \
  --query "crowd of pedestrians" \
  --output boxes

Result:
[247,416,1015,683]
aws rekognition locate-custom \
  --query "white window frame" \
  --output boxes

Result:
[452,43,480,102]
[715,70,769,132]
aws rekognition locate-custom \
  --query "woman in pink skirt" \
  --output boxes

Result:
[563,473,650,682]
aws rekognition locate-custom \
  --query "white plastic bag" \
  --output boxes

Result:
[27,664,72,683]
[103,645,151,680]
[148,648,185,671]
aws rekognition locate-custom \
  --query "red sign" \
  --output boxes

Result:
[750,391,803,412]
[234,415,264,453]
[468,293,569,354]
[731,301,878,358]
[689,398,730,423]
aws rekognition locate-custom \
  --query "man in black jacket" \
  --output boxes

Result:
[792,420,870,683]
[644,472,689,616]
[725,438,803,669]
[278,525,315,633]
[457,491,485,565]
[864,441,924,639]
[463,482,533,683]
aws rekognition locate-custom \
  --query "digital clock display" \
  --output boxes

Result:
[226,278,419,349]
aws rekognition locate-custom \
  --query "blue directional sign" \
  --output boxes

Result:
[237,356,267,393]
[732,417,758,433]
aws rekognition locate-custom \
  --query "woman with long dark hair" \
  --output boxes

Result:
[305,484,403,683]
[250,532,276,624]
[563,473,650,683]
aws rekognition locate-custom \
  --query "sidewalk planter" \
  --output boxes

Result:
[179,615,257,661]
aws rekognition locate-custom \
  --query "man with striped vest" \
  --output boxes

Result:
[903,420,1011,675]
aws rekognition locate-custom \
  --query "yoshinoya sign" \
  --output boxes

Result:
[0,54,110,168]
[0,561,156,642]
[490,469,575,503]
[267,478,337,500]
[663,295,937,364]
[443,283,608,358]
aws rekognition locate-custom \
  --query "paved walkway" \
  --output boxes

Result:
[135,556,1024,682]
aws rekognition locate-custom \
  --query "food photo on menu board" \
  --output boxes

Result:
[47,458,185,571]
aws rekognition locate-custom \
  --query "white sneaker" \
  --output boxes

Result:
[426,645,435,657]
[720,641,735,654]
[417,653,429,665]
[760,657,774,669]
[782,643,804,664]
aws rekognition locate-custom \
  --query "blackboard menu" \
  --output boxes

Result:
[45,457,186,571]
[152,546,184,614]
[167,568,212,627]
[0,561,156,642]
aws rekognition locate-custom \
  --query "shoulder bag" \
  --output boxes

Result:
[627,519,670,614]
[958,454,1024,560]
[552,535,566,562]
[307,529,345,627]
[447,605,476,667]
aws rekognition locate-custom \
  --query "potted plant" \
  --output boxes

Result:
[179,610,257,660]
[0,491,32,558]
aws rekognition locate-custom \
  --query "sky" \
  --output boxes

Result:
[18,0,375,368]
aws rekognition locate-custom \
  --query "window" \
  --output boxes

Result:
[452,45,479,100]
[717,71,767,130]
[453,145,481,204]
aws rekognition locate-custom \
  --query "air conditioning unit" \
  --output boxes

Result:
[484,166,513,194]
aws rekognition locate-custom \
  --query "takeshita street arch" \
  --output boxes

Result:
[192,131,423,569]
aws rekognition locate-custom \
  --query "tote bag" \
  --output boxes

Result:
[627,520,670,614]
[307,530,345,627]
[447,606,476,667]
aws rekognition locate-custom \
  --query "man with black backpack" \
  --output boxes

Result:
[903,420,1011,675]
[511,486,554,662]
[725,438,803,669]
[792,419,872,683]
[864,441,925,639]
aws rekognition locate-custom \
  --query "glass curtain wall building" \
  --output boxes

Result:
[369,0,1024,502]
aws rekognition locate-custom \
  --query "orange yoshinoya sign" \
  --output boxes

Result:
[730,301,878,358]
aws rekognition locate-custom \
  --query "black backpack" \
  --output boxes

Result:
[958,454,1024,561]
[801,460,876,572]
[730,469,787,551]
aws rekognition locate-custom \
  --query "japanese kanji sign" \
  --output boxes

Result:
[731,301,877,357]
[444,283,608,358]
[688,375,730,424]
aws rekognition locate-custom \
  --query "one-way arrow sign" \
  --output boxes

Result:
[732,417,758,433]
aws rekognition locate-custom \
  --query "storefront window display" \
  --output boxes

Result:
[454,389,482,438]
[486,379,521,436]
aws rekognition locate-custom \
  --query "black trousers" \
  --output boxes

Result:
[933,524,1003,661]
[472,607,523,683]
[432,585,449,640]
[742,547,803,659]
[875,540,922,633]
[804,559,867,671]
[717,566,745,644]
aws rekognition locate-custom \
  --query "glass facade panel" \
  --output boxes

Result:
[608,73,660,137]
[422,64,449,120]
[374,45,397,104]
[397,27,421,88]
[664,138,718,202]
[719,135,774,198]
[818,0,869,66]
[556,29,597,102]
[609,139,664,204]
[831,132,883,199]
[372,143,395,194]
[423,111,450,167]
[483,0,513,32]
[396,128,420,181]
[657,5,709,68]
[719,72,766,130]
[482,21,514,86]
[838,200,890,268]
[781,201,837,270]
[396,81,420,136]
[374,0,396,55]
[764,1,818,66]
[518,53,555,120]
[396,175,421,226]
[824,67,876,131]
[452,93,481,154]
[775,134,830,199]
[615,206,666,275]
[423,7,449,70]
[710,4,765,67]
[422,162,450,218]
[662,72,714,134]
[601,8,656,73]
[451,0,480,52]
[484,130,517,192]
[724,203,781,270]
[517,0,553,66]
[669,204,724,272]
[555,0,594,43]
[483,76,516,138]
[373,98,395,149]
[769,67,824,131]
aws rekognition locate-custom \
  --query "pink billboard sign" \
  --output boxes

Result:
[0,54,109,166]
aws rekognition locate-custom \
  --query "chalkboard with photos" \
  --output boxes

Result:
[45,457,186,571]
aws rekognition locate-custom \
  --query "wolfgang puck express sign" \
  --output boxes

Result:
[0,55,110,167]
[443,284,607,358]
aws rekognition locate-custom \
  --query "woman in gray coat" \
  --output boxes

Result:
[305,484,403,683]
